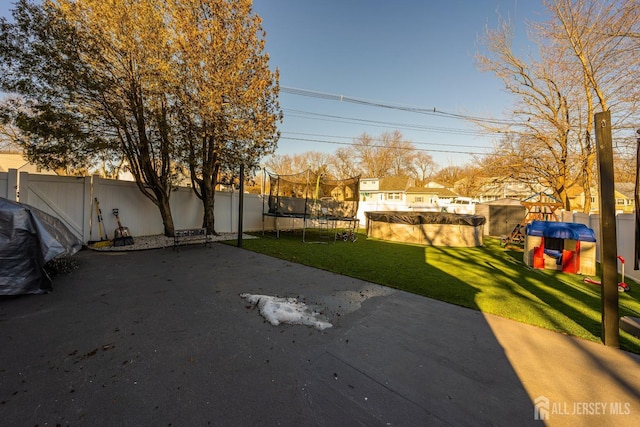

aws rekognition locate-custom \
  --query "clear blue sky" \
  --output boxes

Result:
[0,1,547,168]
[253,0,547,167]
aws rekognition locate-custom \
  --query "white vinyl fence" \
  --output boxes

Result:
[3,168,640,282]
[3,169,274,244]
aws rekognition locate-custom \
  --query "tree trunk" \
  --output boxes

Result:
[200,163,219,235]
[149,185,175,237]
[201,181,216,235]
[582,132,596,213]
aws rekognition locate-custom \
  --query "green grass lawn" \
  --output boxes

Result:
[231,230,640,354]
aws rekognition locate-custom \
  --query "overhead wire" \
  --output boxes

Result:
[277,85,636,158]
[281,85,638,142]
[283,109,502,138]
[281,86,520,126]
[282,131,490,150]
[277,85,514,157]
[276,135,493,156]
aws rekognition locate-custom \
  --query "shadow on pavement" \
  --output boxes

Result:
[3,243,635,425]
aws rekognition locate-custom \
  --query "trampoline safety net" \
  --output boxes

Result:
[263,170,360,227]
[308,175,360,219]
[265,170,311,217]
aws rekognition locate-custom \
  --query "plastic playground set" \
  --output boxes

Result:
[503,192,630,293]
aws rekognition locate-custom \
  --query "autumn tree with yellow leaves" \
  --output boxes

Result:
[166,0,281,233]
[0,0,280,235]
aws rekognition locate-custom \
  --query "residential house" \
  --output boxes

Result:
[568,183,635,213]
[406,185,458,207]
[360,176,415,204]
[475,177,547,202]
[0,151,141,181]
[359,176,462,213]
[0,151,57,175]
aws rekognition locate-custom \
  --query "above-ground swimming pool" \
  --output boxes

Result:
[365,211,486,247]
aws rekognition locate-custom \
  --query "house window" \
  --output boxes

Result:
[415,196,423,203]
[386,193,401,200]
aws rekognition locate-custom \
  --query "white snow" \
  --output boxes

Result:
[240,293,332,330]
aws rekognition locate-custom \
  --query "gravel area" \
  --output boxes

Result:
[88,232,255,251]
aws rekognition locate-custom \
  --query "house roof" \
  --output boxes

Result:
[425,181,454,189]
[378,176,412,191]
[405,186,458,197]
[615,183,635,198]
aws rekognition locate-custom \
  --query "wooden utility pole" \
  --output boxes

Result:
[594,110,619,347]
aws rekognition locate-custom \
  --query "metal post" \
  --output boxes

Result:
[634,130,640,271]
[594,110,619,347]
[237,164,244,248]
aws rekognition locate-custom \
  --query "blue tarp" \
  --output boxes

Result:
[526,220,596,242]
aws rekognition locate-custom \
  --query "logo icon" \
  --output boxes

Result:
[534,396,550,420]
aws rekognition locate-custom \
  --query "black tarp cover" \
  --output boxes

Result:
[365,211,486,227]
[0,197,82,295]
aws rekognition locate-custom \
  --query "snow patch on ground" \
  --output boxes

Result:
[241,293,332,330]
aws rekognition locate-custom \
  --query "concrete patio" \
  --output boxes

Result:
[1,242,638,426]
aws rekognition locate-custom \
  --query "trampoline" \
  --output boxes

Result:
[262,170,360,242]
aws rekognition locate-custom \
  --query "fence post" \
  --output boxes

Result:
[82,176,93,243]
[18,171,29,203]
[7,169,18,201]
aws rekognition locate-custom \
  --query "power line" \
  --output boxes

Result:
[283,109,502,138]
[281,86,520,126]
[277,135,493,157]
[277,85,636,158]
[282,131,491,150]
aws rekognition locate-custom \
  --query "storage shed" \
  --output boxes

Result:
[475,199,526,237]
[523,220,596,275]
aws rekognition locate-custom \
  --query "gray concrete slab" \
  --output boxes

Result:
[1,243,639,426]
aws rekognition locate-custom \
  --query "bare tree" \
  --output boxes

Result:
[476,1,640,212]
[330,147,360,179]
[263,131,434,184]
[477,13,594,210]
[263,151,330,176]
[348,131,418,178]
[381,130,415,176]
[540,0,640,210]
[351,133,387,177]
[431,164,466,185]
[408,151,437,185]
